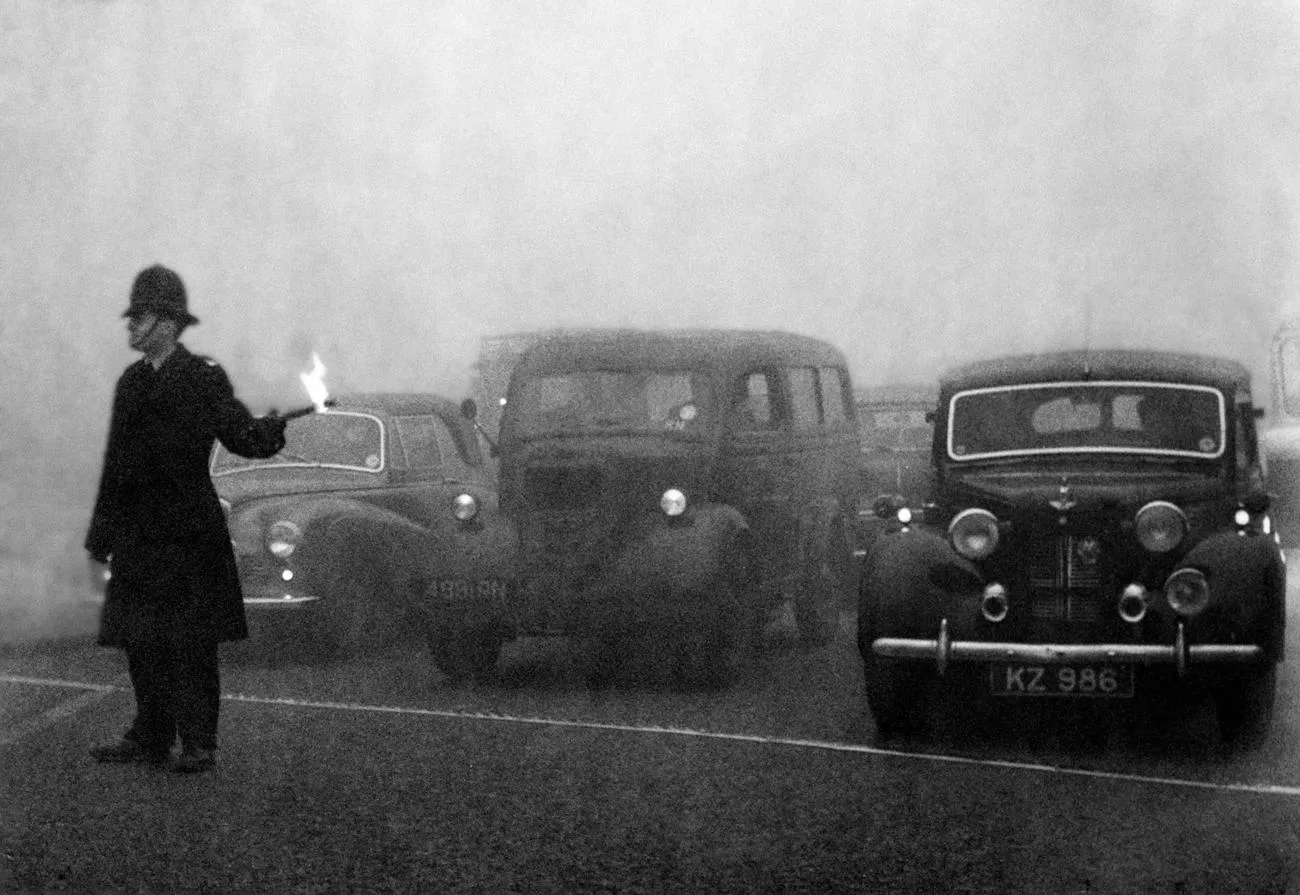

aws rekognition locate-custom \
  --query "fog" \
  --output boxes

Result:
[3,0,1299,627]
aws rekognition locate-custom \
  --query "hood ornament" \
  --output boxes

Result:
[1049,481,1077,512]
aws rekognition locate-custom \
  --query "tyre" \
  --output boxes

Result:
[1215,664,1277,749]
[674,586,757,690]
[863,656,928,739]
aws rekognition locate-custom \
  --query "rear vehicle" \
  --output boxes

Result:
[859,350,1285,746]
[854,383,936,562]
[437,329,862,686]
[211,393,512,660]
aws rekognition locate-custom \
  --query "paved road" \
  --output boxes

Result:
[2,597,1299,893]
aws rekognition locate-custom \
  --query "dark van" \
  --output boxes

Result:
[436,328,862,685]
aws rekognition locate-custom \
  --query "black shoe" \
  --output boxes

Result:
[90,738,169,765]
[169,747,216,774]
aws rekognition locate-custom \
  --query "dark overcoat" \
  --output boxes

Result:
[85,345,284,648]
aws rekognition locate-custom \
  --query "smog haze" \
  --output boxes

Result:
[2,0,1298,626]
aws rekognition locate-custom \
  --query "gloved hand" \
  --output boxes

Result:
[257,413,288,454]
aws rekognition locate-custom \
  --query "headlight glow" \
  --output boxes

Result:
[1234,508,1251,527]
[949,508,999,560]
[896,507,913,525]
[1134,501,1187,553]
[661,488,688,517]
[452,493,480,522]
[1164,567,1211,617]
[266,520,301,559]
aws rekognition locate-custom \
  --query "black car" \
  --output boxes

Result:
[853,383,935,561]
[858,350,1285,746]
[211,393,512,660]
[441,329,863,686]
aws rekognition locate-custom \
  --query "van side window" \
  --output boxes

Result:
[734,371,777,430]
[819,366,849,425]
[788,366,821,429]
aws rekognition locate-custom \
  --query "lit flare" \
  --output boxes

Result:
[299,352,330,413]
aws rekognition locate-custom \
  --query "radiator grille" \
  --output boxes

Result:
[1026,534,1105,622]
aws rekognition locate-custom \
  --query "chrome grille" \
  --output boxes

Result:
[1026,534,1105,622]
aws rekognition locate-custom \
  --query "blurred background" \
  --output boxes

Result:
[2,0,1298,632]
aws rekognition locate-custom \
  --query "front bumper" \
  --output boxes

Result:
[873,619,1265,678]
[240,583,322,608]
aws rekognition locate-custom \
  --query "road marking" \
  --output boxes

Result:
[5,673,1300,798]
[0,687,113,746]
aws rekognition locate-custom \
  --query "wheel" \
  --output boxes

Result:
[312,562,403,660]
[429,626,503,683]
[863,656,928,739]
[673,586,757,690]
[1215,665,1277,749]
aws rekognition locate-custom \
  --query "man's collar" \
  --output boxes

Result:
[149,342,185,370]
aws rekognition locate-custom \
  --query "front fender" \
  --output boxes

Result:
[601,502,749,597]
[859,526,980,643]
[1179,530,1286,660]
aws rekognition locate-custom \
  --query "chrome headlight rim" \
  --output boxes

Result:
[949,507,1000,560]
[660,487,688,518]
[1164,567,1211,617]
[452,493,480,522]
[1134,500,1188,554]
[266,520,302,560]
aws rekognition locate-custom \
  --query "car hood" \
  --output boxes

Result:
[212,467,386,505]
[945,466,1227,514]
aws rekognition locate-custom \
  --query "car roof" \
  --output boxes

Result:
[511,328,849,375]
[939,350,1252,393]
[327,392,465,419]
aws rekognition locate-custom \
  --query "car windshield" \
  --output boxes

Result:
[859,406,931,450]
[211,410,385,474]
[947,382,1226,461]
[510,370,708,436]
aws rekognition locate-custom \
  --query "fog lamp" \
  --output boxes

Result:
[660,488,688,517]
[267,521,301,559]
[1134,501,1187,553]
[1164,567,1210,617]
[452,493,480,522]
[949,508,999,560]
[1118,583,1148,623]
[980,583,1009,623]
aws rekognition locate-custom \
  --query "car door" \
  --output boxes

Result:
[718,367,798,590]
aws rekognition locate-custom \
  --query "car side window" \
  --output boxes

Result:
[788,366,820,429]
[732,371,779,431]
[394,415,444,469]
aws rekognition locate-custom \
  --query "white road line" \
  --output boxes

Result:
[0,688,112,746]
[5,673,1300,798]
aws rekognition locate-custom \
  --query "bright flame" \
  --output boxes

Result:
[299,352,329,412]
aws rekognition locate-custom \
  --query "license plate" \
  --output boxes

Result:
[989,663,1134,698]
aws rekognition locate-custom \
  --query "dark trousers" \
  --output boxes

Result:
[124,638,221,753]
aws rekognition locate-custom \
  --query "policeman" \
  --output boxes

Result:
[86,264,287,773]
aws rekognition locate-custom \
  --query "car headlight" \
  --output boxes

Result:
[1164,567,1210,617]
[452,493,480,522]
[660,488,688,517]
[1134,501,1187,553]
[949,508,999,560]
[266,520,302,560]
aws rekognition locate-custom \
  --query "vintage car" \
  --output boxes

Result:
[437,329,862,687]
[210,393,512,660]
[858,350,1286,746]
[853,383,936,561]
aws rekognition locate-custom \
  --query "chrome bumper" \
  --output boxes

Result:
[873,619,1265,678]
[243,594,321,607]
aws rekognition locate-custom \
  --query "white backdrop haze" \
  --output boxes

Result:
[2,0,1298,633]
